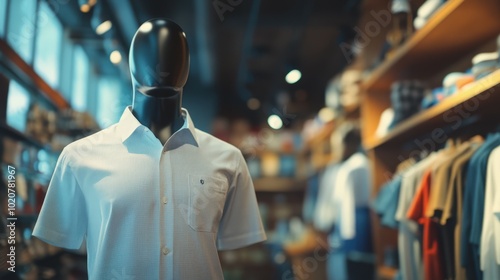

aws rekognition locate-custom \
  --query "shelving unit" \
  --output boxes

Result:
[0,122,45,150]
[366,70,500,150]
[359,0,500,278]
[0,39,70,111]
[253,177,307,192]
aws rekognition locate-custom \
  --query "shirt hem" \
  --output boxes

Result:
[217,230,267,251]
[32,226,82,250]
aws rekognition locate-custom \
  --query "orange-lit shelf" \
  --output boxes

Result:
[302,121,335,151]
[377,266,398,280]
[253,177,307,192]
[362,0,500,92]
[0,39,70,110]
[365,70,500,150]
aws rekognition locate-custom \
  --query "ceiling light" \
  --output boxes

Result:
[247,98,260,110]
[80,4,90,13]
[110,50,122,64]
[96,20,112,35]
[268,115,283,130]
[285,69,301,84]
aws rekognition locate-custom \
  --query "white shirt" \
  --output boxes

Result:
[33,107,266,280]
[313,163,341,232]
[481,147,500,279]
[331,152,371,240]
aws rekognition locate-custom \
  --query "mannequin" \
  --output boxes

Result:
[33,18,266,280]
[129,18,189,144]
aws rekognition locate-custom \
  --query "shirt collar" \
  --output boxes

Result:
[117,106,198,148]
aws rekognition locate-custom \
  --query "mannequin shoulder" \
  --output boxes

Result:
[63,125,119,157]
[194,129,241,155]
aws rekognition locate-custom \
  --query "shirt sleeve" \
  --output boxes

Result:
[216,151,267,250]
[407,171,430,224]
[339,169,356,240]
[32,148,87,249]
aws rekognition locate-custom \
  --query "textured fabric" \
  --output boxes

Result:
[303,174,320,224]
[461,134,500,280]
[314,163,341,232]
[481,146,500,279]
[373,176,402,229]
[441,144,481,280]
[395,152,438,280]
[330,153,371,240]
[427,143,472,280]
[390,80,426,127]
[407,170,444,280]
[426,143,471,218]
[33,107,266,280]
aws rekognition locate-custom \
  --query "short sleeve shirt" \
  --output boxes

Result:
[33,107,267,280]
[314,163,340,231]
[481,146,500,279]
[331,152,371,240]
[407,170,444,280]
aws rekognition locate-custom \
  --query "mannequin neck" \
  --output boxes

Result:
[132,89,185,144]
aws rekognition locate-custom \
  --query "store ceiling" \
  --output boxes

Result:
[52,0,362,125]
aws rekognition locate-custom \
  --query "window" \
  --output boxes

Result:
[6,80,31,132]
[6,0,37,63]
[96,76,121,128]
[71,45,89,111]
[0,0,7,37]
[34,1,63,88]
[57,33,75,100]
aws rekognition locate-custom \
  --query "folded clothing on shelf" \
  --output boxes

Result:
[414,0,446,30]
[390,80,427,128]
[421,87,445,110]
[443,72,475,96]
[472,52,499,80]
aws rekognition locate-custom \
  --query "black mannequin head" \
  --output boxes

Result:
[129,18,190,98]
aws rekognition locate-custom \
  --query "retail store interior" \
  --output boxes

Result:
[1,0,500,279]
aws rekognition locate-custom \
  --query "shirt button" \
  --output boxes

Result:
[162,246,170,255]
[162,196,168,204]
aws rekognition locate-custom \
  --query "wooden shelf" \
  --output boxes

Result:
[362,0,500,92]
[365,70,500,150]
[0,121,45,149]
[253,177,307,192]
[377,266,398,280]
[0,39,70,110]
[302,121,335,151]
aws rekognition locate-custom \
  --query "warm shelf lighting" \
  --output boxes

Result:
[80,4,90,13]
[110,50,122,64]
[96,20,112,35]
[247,98,261,110]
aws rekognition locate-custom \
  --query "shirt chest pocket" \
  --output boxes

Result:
[188,174,228,232]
